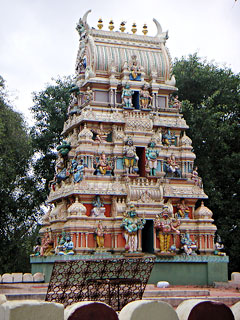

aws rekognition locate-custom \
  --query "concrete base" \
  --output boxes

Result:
[30,254,229,285]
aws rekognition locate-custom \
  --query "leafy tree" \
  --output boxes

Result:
[0,76,40,273]
[173,54,240,274]
[30,76,73,202]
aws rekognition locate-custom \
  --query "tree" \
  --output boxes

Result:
[0,76,40,273]
[30,76,73,202]
[173,54,240,274]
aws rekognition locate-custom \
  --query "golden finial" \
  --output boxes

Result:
[109,19,114,31]
[142,23,148,35]
[97,18,103,30]
[120,21,126,32]
[131,22,137,34]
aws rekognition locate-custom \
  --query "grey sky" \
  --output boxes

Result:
[0,0,239,124]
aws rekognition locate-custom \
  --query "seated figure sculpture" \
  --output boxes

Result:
[164,154,181,177]
[181,232,197,255]
[58,235,75,255]
[94,152,113,176]
[121,204,146,253]
[90,195,106,217]
[177,199,190,219]
[162,129,176,146]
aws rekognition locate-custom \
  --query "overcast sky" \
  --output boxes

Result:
[1,0,239,124]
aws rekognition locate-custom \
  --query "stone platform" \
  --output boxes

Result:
[30,254,229,285]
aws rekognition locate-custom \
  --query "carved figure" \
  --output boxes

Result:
[94,221,105,248]
[177,199,190,219]
[154,208,180,253]
[91,195,106,217]
[57,141,71,158]
[214,235,226,256]
[123,137,139,174]
[164,154,181,177]
[83,87,93,104]
[40,232,54,256]
[122,84,134,108]
[191,166,202,187]
[169,95,182,110]
[58,234,75,255]
[94,152,113,176]
[181,233,197,255]
[162,129,176,146]
[128,55,141,81]
[121,204,146,252]
[71,157,87,183]
[146,140,159,176]
[140,84,152,109]
[68,85,80,115]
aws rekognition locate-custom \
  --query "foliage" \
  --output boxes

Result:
[30,76,73,202]
[173,54,240,274]
[0,76,41,273]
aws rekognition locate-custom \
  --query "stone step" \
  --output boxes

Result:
[143,289,210,297]
[144,296,240,307]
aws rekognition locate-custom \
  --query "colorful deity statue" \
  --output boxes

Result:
[68,84,80,115]
[94,152,113,176]
[70,157,88,183]
[58,234,75,255]
[122,84,134,108]
[214,235,226,256]
[181,232,197,255]
[177,199,190,219]
[40,231,54,256]
[57,140,71,158]
[146,139,159,176]
[140,84,152,109]
[169,95,182,111]
[164,154,181,177]
[83,86,93,105]
[121,204,146,253]
[123,137,139,174]
[128,55,141,81]
[191,166,202,187]
[90,195,106,217]
[154,208,180,253]
[162,128,176,146]
[94,221,105,249]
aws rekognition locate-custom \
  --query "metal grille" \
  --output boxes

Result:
[45,256,155,310]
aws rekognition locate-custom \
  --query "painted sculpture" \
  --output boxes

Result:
[91,195,106,217]
[122,84,134,108]
[71,157,87,183]
[94,221,105,249]
[121,204,146,253]
[154,207,180,254]
[177,199,190,219]
[94,152,113,176]
[146,139,159,176]
[40,231,54,256]
[164,154,181,177]
[123,137,139,174]
[181,233,197,255]
[162,129,176,146]
[140,84,152,109]
[128,55,141,81]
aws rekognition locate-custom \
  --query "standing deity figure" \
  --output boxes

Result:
[90,195,106,217]
[94,221,105,249]
[181,233,197,255]
[165,154,181,177]
[154,208,180,253]
[83,86,93,104]
[122,84,134,108]
[68,85,80,115]
[123,137,139,174]
[191,166,202,187]
[146,139,159,176]
[121,204,146,253]
[177,199,190,219]
[140,84,152,109]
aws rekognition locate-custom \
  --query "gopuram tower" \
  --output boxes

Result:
[33,11,228,284]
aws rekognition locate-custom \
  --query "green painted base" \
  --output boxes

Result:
[30,254,229,285]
